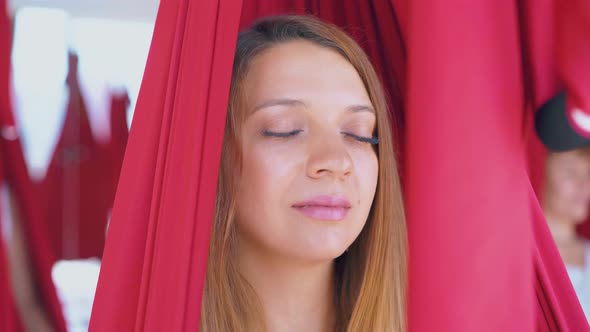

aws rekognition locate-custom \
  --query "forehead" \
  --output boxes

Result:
[242,40,371,110]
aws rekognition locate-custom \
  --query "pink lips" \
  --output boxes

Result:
[292,195,351,221]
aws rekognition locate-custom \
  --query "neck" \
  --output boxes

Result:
[238,244,336,332]
[545,213,579,244]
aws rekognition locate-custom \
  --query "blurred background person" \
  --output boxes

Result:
[537,92,590,319]
[543,147,590,316]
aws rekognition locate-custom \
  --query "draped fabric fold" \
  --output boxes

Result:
[103,90,130,200]
[405,1,589,331]
[90,0,589,331]
[404,2,535,330]
[0,3,21,330]
[89,0,243,330]
[0,2,66,330]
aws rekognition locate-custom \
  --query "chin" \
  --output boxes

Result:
[296,244,349,263]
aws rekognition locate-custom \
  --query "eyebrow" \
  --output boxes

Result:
[252,98,308,113]
[251,98,375,114]
[347,105,375,114]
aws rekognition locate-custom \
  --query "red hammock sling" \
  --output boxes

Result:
[90,1,590,331]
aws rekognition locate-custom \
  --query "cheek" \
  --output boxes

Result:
[557,182,576,200]
[352,149,379,205]
[546,177,588,215]
[555,178,584,202]
[234,144,302,224]
[546,174,574,200]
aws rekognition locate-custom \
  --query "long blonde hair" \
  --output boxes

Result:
[201,15,407,332]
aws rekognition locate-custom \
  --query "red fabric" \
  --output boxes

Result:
[90,0,589,331]
[404,1,535,330]
[96,90,130,217]
[0,3,20,329]
[405,1,588,331]
[0,4,20,319]
[0,1,66,330]
[40,52,112,259]
[89,0,243,330]
[105,90,129,196]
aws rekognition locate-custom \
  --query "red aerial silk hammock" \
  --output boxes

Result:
[41,52,113,259]
[90,1,242,329]
[90,0,589,331]
[0,1,66,330]
[404,1,534,330]
[407,1,589,330]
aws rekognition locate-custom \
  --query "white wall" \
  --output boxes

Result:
[10,5,155,179]
[9,0,159,21]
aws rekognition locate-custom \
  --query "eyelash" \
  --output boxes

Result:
[343,132,380,145]
[262,129,303,138]
[262,130,379,145]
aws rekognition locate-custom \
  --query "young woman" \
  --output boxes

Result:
[201,15,407,331]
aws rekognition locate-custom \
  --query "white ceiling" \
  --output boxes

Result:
[9,0,160,21]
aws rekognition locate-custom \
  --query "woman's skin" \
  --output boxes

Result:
[234,40,379,332]
[543,149,590,267]
[6,189,55,332]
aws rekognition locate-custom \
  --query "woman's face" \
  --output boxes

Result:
[544,150,590,224]
[233,40,379,264]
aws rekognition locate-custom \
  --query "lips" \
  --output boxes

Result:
[292,195,351,221]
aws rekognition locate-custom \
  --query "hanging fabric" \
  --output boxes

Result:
[103,90,130,202]
[404,1,535,330]
[405,0,589,330]
[89,1,243,330]
[0,1,66,330]
[0,2,20,329]
[41,52,113,259]
[90,0,590,331]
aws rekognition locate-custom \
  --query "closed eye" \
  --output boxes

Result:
[342,132,379,145]
[262,129,303,138]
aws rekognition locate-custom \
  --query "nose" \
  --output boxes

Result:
[306,132,353,180]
